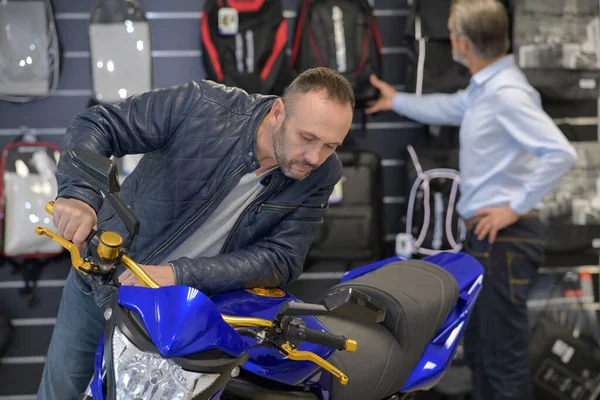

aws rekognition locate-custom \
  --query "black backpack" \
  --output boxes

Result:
[307,149,383,265]
[291,0,382,108]
[201,0,295,95]
[403,0,470,96]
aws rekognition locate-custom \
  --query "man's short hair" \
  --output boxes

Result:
[450,0,510,59]
[283,67,355,112]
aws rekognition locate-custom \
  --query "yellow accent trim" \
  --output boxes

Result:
[281,344,349,385]
[100,231,123,247]
[507,252,517,303]
[506,252,532,304]
[509,279,530,284]
[221,315,273,328]
[38,201,93,273]
[97,232,122,260]
[120,255,160,289]
[35,227,92,272]
[495,237,546,245]
[245,288,286,298]
[45,201,54,215]
[465,245,489,258]
[344,339,358,352]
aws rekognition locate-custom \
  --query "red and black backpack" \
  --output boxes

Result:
[291,0,382,108]
[201,0,296,95]
[0,129,64,306]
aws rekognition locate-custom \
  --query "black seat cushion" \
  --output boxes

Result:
[316,260,459,399]
[316,314,404,400]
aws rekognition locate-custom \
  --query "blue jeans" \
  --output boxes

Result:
[463,217,545,400]
[37,268,111,400]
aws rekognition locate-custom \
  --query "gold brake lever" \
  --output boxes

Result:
[35,226,93,273]
[41,202,160,286]
[37,200,93,273]
[280,344,349,385]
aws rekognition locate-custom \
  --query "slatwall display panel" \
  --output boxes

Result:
[0,132,65,151]
[0,1,417,396]
[54,58,92,92]
[0,98,89,129]
[153,58,207,90]
[0,364,46,398]
[0,287,63,320]
[0,257,68,397]
[4,326,55,358]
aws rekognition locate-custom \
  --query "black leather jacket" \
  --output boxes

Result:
[57,80,342,295]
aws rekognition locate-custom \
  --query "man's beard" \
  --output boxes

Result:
[452,49,469,68]
[273,124,316,181]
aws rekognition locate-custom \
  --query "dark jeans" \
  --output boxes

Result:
[37,268,111,400]
[463,216,545,400]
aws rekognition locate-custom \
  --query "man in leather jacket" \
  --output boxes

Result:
[37,67,354,399]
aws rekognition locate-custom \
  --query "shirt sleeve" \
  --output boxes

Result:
[495,87,578,215]
[392,89,469,127]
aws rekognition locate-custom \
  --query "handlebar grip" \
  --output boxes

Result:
[303,328,355,352]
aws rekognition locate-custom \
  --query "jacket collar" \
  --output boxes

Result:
[242,97,277,172]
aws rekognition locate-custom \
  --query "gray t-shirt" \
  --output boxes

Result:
[160,169,274,264]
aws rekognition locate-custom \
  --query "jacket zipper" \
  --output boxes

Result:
[144,165,246,264]
[96,204,132,229]
[255,203,298,213]
[218,175,276,254]
[97,212,117,228]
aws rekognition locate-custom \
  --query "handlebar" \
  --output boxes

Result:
[303,328,357,352]
[36,200,357,385]
[40,201,160,288]
[45,200,54,215]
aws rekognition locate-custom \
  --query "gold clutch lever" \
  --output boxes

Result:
[280,344,349,385]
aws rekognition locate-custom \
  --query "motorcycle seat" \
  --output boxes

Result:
[316,259,459,400]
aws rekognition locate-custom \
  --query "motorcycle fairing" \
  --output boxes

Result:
[212,288,336,386]
[118,285,248,358]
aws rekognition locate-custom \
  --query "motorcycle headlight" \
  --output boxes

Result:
[112,326,220,399]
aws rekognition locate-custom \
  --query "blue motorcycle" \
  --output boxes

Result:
[36,149,484,400]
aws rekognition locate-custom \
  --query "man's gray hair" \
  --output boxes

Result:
[451,0,510,59]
